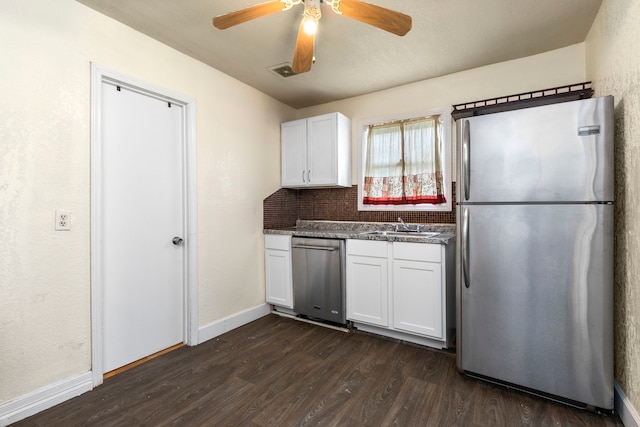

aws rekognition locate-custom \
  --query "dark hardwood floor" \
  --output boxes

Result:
[14,314,623,426]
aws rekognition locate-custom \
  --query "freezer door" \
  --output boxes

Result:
[457,96,614,203]
[456,204,614,409]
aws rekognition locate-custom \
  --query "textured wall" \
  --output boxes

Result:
[0,0,294,404]
[586,1,640,414]
[297,44,587,186]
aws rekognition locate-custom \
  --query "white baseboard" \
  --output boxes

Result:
[616,381,640,427]
[0,371,93,427]
[198,303,271,344]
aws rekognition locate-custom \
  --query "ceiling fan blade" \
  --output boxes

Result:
[213,1,286,30]
[292,20,315,74]
[337,0,412,36]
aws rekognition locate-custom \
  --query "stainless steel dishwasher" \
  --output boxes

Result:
[291,237,346,325]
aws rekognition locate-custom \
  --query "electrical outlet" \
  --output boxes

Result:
[55,211,71,231]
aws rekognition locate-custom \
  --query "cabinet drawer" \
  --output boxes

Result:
[347,239,388,257]
[265,234,291,251]
[393,242,441,263]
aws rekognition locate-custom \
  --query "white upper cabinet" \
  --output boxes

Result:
[281,119,307,187]
[281,112,351,188]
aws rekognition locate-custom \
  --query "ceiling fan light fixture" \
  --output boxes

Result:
[303,16,319,35]
[302,0,322,35]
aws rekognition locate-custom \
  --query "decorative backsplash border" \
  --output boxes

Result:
[264,183,456,229]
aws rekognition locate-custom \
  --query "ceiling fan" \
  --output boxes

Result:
[213,0,412,74]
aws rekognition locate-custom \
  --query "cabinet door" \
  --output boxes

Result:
[265,248,293,308]
[346,254,388,327]
[281,119,307,187]
[392,259,442,338]
[307,113,337,186]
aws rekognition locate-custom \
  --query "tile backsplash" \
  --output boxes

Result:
[264,183,456,229]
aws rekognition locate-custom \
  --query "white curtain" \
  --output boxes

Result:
[363,116,446,205]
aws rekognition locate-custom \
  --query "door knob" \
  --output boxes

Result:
[172,237,184,246]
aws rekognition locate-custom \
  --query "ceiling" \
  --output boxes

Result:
[75,0,602,109]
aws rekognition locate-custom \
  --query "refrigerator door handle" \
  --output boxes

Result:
[462,120,471,200]
[462,207,470,288]
[578,125,601,136]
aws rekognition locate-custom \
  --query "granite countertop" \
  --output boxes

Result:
[264,220,455,244]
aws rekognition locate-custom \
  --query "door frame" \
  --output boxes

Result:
[89,63,199,387]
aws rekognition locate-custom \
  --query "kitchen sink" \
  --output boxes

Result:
[358,230,441,238]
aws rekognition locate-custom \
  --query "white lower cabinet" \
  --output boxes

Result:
[347,239,454,348]
[264,234,293,309]
[346,240,389,327]
[392,252,443,339]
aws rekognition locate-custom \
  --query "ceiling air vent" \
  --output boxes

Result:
[269,63,298,78]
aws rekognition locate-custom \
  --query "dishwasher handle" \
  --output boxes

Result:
[291,244,337,251]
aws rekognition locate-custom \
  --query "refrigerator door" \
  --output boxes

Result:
[456,204,614,409]
[457,96,614,203]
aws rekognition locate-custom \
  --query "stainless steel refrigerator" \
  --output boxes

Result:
[456,96,614,410]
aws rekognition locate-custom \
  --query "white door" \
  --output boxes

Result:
[101,81,184,372]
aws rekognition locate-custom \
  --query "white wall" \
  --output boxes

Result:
[297,44,586,185]
[586,0,640,418]
[0,0,295,404]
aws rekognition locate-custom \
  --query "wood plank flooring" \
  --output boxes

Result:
[13,314,623,426]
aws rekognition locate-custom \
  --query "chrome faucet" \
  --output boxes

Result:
[396,217,409,232]
[396,217,420,232]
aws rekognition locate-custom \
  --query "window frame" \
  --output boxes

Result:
[357,106,452,212]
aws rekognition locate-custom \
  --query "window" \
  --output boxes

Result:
[358,108,452,211]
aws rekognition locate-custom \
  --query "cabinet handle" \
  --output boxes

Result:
[307,170,311,183]
[302,170,306,182]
